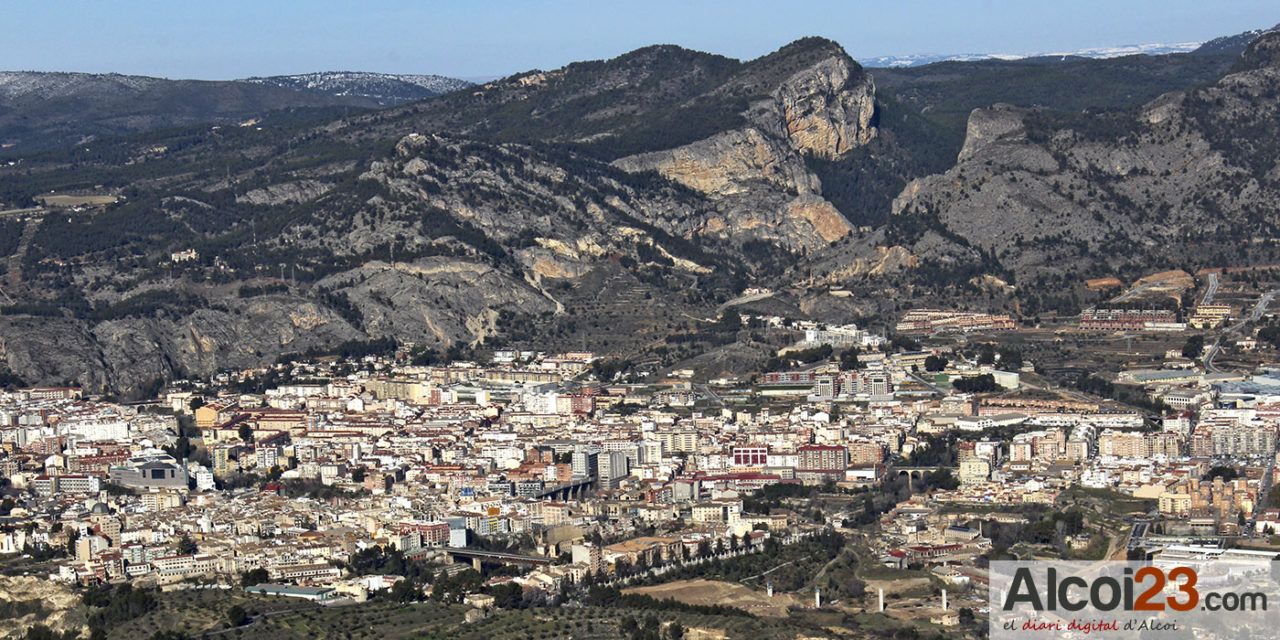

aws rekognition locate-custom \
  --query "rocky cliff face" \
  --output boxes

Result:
[360,133,712,271]
[774,55,877,158]
[611,128,853,253]
[0,575,87,639]
[0,118,732,395]
[614,128,816,197]
[955,104,1027,162]
[0,317,112,392]
[0,296,363,393]
[317,259,557,345]
[886,30,1280,287]
[612,46,875,253]
[1238,29,1280,70]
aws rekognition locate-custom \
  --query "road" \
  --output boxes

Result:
[696,383,725,409]
[1202,272,1219,306]
[0,206,44,219]
[716,290,775,313]
[1205,337,1224,373]
[741,559,795,583]
[1127,521,1149,551]
[1247,290,1277,324]
[1249,454,1277,536]
[908,371,947,395]
[1204,289,1278,373]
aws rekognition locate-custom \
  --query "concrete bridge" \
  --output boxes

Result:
[536,476,596,501]
[412,546,556,571]
[890,466,953,490]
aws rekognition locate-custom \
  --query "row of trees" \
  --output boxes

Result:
[80,583,160,638]
[952,374,1000,393]
[1075,374,1169,413]
[917,343,1023,376]
[636,530,845,593]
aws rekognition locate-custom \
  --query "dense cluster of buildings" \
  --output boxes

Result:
[1078,307,1183,332]
[1189,304,1233,330]
[2,320,1278,603]
[895,310,1017,335]
[799,323,886,350]
[2,349,917,593]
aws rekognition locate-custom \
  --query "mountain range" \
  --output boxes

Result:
[1,26,1279,396]
[863,42,1203,68]
[242,72,473,105]
[862,25,1278,67]
[0,70,473,152]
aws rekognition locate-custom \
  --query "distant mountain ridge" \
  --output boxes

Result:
[865,25,1280,68]
[243,71,473,105]
[0,69,470,151]
[864,41,1204,68]
[1191,24,1280,56]
[0,71,168,99]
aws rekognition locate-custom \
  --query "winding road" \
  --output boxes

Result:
[1204,289,1278,373]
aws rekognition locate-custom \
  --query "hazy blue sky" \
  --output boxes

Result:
[8,0,1278,79]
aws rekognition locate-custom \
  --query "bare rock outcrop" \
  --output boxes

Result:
[317,258,557,346]
[957,104,1027,162]
[784,195,856,244]
[612,47,875,253]
[237,179,333,206]
[885,30,1280,281]
[0,575,86,639]
[774,55,876,158]
[613,128,817,196]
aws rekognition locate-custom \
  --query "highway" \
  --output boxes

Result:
[438,547,554,564]
[696,383,725,409]
[1204,288,1278,373]
[1248,290,1277,323]
[1205,337,1223,373]
[0,206,44,220]
[1202,272,1219,306]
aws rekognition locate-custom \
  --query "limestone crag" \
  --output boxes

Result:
[774,55,877,158]
[317,258,557,345]
[8,32,1280,395]
[613,47,876,253]
[956,104,1028,162]
[886,31,1280,281]
[613,128,816,197]
[784,195,856,244]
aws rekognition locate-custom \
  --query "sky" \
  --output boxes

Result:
[6,0,1278,80]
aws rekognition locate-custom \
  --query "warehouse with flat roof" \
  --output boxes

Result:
[244,583,338,601]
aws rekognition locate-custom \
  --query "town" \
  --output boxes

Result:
[6,265,1280,639]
